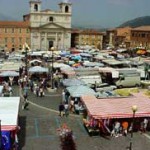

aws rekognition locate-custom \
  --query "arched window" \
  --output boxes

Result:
[65,6,69,13]
[19,45,22,50]
[34,4,38,11]
[49,16,53,22]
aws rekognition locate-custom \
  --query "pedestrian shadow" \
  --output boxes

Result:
[18,116,27,150]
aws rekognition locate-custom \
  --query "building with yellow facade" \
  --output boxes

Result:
[0,21,30,51]
[71,29,104,49]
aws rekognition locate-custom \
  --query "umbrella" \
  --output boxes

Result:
[0,71,19,77]
[72,63,81,67]
[62,78,85,87]
[71,55,81,61]
[29,66,48,73]
[66,85,96,97]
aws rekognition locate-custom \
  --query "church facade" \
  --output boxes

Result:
[24,0,72,50]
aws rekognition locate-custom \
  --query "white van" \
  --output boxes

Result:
[114,73,141,88]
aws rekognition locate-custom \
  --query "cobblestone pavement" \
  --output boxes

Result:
[12,85,150,150]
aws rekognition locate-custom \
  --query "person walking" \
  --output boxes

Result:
[114,121,121,137]
[122,121,129,136]
[59,102,64,117]
[143,118,149,132]
[22,95,29,110]
[64,102,69,117]
[35,85,39,97]
[62,90,66,103]
[39,87,44,97]
[22,100,29,110]
[9,76,14,86]
[30,79,34,92]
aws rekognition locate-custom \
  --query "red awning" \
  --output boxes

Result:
[1,125,17,131]
[81,92,150,119]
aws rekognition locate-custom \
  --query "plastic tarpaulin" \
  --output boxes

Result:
[62,78,85,87]
[29,66,48,73]
[67,85,96,97]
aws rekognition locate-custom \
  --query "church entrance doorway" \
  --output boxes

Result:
[49,41,54,50]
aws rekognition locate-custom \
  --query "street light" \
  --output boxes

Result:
[129,105,138,150]
[51,47,54,89]
[25,47,28,76]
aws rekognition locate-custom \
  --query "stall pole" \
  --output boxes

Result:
[25,47,28,76]
[129,105,138,150]
[51,47,54,89]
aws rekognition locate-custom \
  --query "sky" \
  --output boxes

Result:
[0,0,150,28]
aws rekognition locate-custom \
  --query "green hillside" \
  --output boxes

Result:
[119,16,150,28]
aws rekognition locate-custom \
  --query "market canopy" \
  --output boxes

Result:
[0,71,19,77]
[116,49,127,53]
[62,78,85,87]
[0,97,20,131]
[67,85,96,97]
[29,66,48,73]
[79,75,102,85]
[80,53,92,57]
[83,62,104,67]
[50,63,70,69]
[81,92,150,119]
[71,55,82,61]
[29,59,42,64]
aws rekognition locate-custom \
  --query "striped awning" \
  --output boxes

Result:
[1,125,17,131]
[81,92,150,119]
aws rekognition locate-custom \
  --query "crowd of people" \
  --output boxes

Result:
[59,91,85,117]
[83,116,150,137]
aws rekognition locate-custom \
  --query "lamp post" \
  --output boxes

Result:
[25,47,28,76]
[129,105,138,150]
[51,47,54,89]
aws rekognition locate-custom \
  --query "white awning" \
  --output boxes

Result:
[0,97,20,131]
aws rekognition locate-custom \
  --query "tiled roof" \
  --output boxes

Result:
[71,29,80,33]
[0,21,30,28]
[132,26,150,31]
[80,30,103,35]
[72,29,103,35]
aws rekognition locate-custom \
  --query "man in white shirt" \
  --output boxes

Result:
[64,103,69,117]
[143,118,149,132]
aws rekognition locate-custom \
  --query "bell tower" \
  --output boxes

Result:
[59,0,72,13]
[29,0,41,13]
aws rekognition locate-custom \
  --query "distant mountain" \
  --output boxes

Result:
[119,16,150,28]
[0,13,14,20]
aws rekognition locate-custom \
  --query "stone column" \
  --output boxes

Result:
[61,32,64,49]
[45,33,47,51]
[39,32,41,50]
[56,32,58,50]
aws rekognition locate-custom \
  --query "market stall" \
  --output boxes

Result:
[81,92,150,135]
[0,97,20,149]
